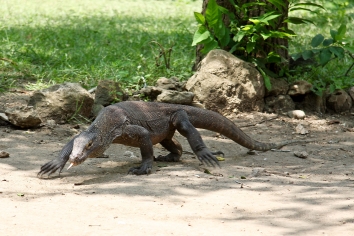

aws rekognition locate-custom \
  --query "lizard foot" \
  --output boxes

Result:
[154,153,181,162]
[37,158,66,178]
[211,150,224,157]
[128,160,153,175]
[196,149,220,168]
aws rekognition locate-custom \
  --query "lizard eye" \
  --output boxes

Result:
[85,140,93,149]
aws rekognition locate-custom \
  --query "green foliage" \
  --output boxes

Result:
[192,0,323,90]
[291,23,354,95]
[305,1,353,28]
[192,0,229,53]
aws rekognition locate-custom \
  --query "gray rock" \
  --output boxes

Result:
[0,151,10,158]
[265,77,289,97]
[186,49,265,114]
[140,86,163,100]
[46,119,56,127]
[294,151,308,159]
[5,108,42,128]
[155,77,185,91]
[0,112,9,122]
[94,80,124,106]
[295,124,309,135]
[156,90,194,105]
[301,92,326,113]
[288,110,306,119]
[348,86,354,101]
[155,77,177,90]
[264,95,295,113]
[327,90,352,113]
[92,103,104,117]
[190,101,205,109]
[288,80,312,96]
[28,83,94,123]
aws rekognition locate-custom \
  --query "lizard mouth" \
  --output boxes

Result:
[67,163,75,170]
[67,158,85,169]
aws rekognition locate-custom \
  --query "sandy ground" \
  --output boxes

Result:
[1,92,354,235]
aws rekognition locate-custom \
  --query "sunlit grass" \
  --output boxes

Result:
[0,0,352,93]
[0,0,201,91]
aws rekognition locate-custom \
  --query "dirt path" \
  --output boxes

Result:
[1,104,354,235]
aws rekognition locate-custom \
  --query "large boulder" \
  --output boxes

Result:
[28,83,94,123]
[326,89,352,113]
[5,107,42,128]
[265,77,289,97]
[186,49,265,114]
[348,86,354,101]
[264,95,295,113]
[300,92,326,113]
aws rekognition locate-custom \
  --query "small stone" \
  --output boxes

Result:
[295,124,309,135]
[156,90,194,105]
[249,168,265,177]
[155,77,178,90]
[0,151,10,158]
[288,110,306,119]
[124,151,136,158]
[46,119,56,127]
[94,80,124,106]
[0,113,9,122]
[288,80,312,96]
[294,151,308,159]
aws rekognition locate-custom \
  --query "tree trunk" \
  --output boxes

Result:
[194,0,289,74]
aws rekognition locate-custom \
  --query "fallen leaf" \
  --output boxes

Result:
[204,169,212,175]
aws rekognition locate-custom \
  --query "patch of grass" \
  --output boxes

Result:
[0,0,201,92]
[2,1,351,94]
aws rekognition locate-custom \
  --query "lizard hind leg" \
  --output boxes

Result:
[155,137,183,162]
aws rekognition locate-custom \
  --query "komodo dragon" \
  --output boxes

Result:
[38,101,306,177]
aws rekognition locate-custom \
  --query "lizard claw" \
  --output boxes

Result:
[37,158,66,178]
[128,160,153,175]
[196,149,221,168]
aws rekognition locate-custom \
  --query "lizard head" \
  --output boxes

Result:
[67,106,124,169]
[68,131,107,167]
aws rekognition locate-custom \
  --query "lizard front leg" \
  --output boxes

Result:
[171,110,220,167]
[123,125,154,175]
[37,135,78,178]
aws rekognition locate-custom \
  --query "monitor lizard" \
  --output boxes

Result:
[38,101,310,177]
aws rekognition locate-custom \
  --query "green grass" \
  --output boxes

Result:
[1,0,353,94]
[0,0,201,92]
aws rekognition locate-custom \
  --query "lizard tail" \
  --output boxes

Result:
[186,107,299,151]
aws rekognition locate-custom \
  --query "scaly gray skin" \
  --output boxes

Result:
[38,101,306,177]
